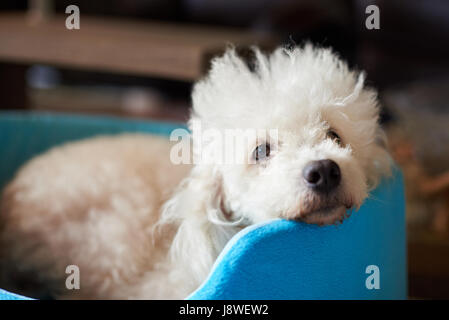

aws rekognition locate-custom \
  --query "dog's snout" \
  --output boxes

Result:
[302,160,341,193]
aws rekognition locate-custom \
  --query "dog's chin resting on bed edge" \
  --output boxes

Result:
[0,45,392,299]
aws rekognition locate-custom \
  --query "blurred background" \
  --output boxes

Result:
[0,0,448,299]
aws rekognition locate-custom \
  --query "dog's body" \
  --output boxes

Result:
[0,45,392,299]
[0,135,192,299]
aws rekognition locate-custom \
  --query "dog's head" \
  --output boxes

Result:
[181,45,391,226]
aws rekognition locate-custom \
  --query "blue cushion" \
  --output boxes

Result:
[0,111,406,300]
[188,168,406,299]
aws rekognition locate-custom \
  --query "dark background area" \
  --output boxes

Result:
[1,0,449,299]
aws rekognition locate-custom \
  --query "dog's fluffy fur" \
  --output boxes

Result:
[0,45,391,299]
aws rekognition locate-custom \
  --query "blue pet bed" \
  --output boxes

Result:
[0,111,407,300]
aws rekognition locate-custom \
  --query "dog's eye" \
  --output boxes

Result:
[327,130,342,145]
[253,143,271,161]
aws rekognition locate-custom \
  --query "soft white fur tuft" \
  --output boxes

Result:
[0,45,391,299]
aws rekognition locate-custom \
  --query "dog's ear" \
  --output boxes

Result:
[160,165,223,224]
[158,164,233,287]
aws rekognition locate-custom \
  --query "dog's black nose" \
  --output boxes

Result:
[302,160,341,193]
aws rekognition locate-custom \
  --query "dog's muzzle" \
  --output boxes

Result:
[292,159,352,225]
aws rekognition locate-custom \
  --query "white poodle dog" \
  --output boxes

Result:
[0,45,391,299]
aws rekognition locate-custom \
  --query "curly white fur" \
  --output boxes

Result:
[157,44,391,295]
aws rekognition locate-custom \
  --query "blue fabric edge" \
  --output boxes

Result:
[0,288,34,300]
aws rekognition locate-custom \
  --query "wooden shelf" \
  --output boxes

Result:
[0,13,275,81]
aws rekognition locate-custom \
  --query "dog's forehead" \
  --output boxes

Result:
[242,103,328,132]
[193,46,380,145]
[218,84,357,133]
